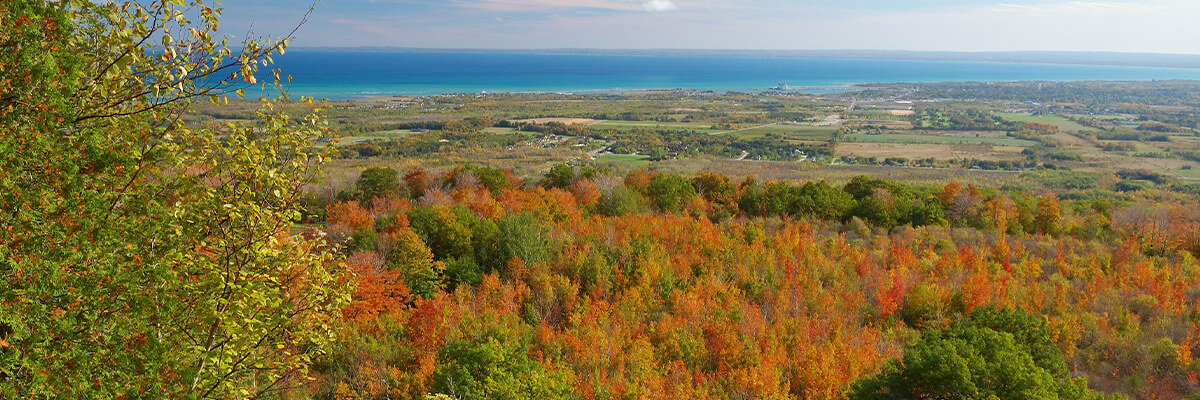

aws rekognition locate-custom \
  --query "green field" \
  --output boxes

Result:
[995,113,1090,132]
[483,127,518,134]
[847,110,910,121]
[1068,114,1131,121]
[728,124,838,140]
[1101,140,1164,153]
[1173,167,1200,179]
[842,133,1037,146]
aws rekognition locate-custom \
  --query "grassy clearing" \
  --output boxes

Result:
[1068,114,1131,121]
[836,143,1026,162]
[483,127,518,134]
[847,110,912,120]
[1104,141,1165,153]
[842,133,1037,146]
[375,129,416,135]
[1173,167,1200,179]
[995,113,1090,132]
[730,124,838,140]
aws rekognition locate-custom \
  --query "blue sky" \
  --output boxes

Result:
[219,0,1200,54]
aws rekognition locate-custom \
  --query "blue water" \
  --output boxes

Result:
[265,51,1200,100]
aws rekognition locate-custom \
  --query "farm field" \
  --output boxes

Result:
[482,126,519,134]
[995,112,1091,132]
[842,132,1038,146]
[727,123,839,140]
[178,83,1200,182]
[512,117,599,125]
[836,142,1027,161]
[1173,167,1200,178]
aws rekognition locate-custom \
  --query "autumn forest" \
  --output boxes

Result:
[3,1,1200,400]
[308,164,1200,399]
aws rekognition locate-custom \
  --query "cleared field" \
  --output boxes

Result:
[483,127,518,134]
[1173,136,1200,145]
[995,113,1090,132]
[1174,167,1200,179]
[513,118,599,125]
[1098,140,1166,153]
[849,110,909,119]
[837,143,1027,161]
[1067,114,1131,121]
[730,124,838,140]
[843,133,1037,146]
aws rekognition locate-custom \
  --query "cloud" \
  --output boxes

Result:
[643,0,677,12]
[992,1,1155,14]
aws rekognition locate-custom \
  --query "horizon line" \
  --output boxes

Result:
[285,47,1200,56]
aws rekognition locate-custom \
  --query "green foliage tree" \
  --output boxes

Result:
[499,213,550,268]
[738,178,768,217]
[543,164,576,189]
[645,174,698,213]
[0,1,350,398]
[356,167,402,201]
[384,228,445,298]
[596,186,643,217]
[472,165,517,194]
[431,328,575,400]
[848,308,1119,400]
[794,181,856,220]
[409,206,477,261]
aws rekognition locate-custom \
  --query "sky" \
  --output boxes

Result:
[218,0,1200,54]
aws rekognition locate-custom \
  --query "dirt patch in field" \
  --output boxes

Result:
[847,120,914,129]
[837,143,1026,161]
[514,118,600,125]
[890,110,916,116]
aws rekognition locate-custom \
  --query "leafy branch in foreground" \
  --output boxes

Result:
[0,1,350,398]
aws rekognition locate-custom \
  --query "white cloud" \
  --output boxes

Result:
[643,0,678,12]
[993,1,1155,14]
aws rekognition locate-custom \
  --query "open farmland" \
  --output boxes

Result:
[842,132,1038,146]
[727,123,839,140]
[178,81,1200,186]
[836,143,1028,161]
[995,112,1092,132]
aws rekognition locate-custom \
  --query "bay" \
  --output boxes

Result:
[264,50,1200,100]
